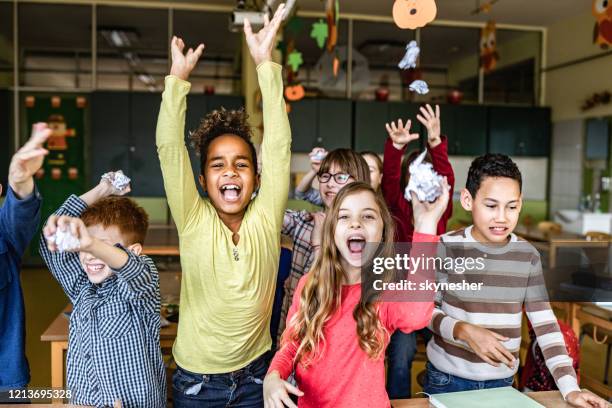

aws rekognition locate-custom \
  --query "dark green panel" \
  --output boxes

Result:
[130,92,165,196]
[206,94,245,112]
[446,104,487,156]
[488,106,550,157]
[317,99,352,151]
[288,99,318,152]
[354,101,388,153]
[91,92,130,185]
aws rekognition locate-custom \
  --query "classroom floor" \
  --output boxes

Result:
[21,267,612,397]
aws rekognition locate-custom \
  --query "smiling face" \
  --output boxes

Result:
[461,176,522,244]
[393,0,438,29]
[318,163,355,208]
[200,134,259,221]
[79,224,125,284]
[362,154,383,191]
[334,190,384,271]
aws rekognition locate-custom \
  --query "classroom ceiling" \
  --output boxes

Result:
[178,0,589,27]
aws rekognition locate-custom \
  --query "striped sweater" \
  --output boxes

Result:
[426,226,580,398]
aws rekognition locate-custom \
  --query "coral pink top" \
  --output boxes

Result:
[268,234,436,408]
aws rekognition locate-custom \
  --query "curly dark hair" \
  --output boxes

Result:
[190,107,257,174]
[466,153,522,198]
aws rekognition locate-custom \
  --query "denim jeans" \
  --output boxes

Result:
[423,362,514,395]
[172,351,271,408]
[386,328,432,399]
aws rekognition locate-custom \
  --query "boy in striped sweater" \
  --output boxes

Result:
[424,154,607,408]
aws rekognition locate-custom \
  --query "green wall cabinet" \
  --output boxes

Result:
[441,104,487,156]
[288,99,352,152]
[488,106,551,157]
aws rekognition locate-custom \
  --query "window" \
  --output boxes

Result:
[0,2,13,88]
[353,20,416,101]
[97,6,168,91]
[19,3,92,89]
[419,25,480,104]
[173,10,240,94]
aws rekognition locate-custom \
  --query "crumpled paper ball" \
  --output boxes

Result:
[312,151,328,161]
[101,170,131,192]
[48,229,80,252]
[404,150,443,202]
[398,41,420,70]
[409,80,429,95]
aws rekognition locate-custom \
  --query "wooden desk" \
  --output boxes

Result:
[143,225,179,256]
[40,305,177,400]
[391,391,576,407]
[514,226,584,243]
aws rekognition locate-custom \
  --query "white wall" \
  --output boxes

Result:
[549,120,584,214]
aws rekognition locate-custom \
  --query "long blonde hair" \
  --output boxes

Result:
[284,182,397,366]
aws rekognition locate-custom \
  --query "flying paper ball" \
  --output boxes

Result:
[404,150,443,202]
[398,41,420,70]
[409,80,429,95]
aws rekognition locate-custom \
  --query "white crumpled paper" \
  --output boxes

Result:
[409,80,429,95]
[48,229,81,252]
[404,150,443,202]
[312,151,328,161]
[101,170,131,192]
[398,41,420,70]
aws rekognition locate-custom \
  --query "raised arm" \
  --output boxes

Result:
[382,119,419,212]
[156,37,205,233]
[1,123,49,255]
[245,4,292,228]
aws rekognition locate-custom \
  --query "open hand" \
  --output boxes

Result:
[169,36,205,81]
[385,119,420,150]
[566,390,608,408]
[454,322,515,369]
[416,104,441,148]
[9,122,51,197]
[263,371,303,408]
[244,3,285,66]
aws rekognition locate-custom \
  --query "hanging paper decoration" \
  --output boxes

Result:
[284,84,306,101]
[311,19,328,49]
[326,0,339,52]
[393,0,437,30]
[398,41,420,70]
[592,0,612,49]
[470,0,501,16]
[287,50,304,72]
[480,21,499,73]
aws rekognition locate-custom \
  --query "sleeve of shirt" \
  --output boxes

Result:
[268,275,308,379]
[156,75,202,234]
[381,138,407,213]
[250,62,292,229]
[295,188,323,207]
[525,254,580,400]
[38,195,89,304]
[282,209,300,236]
[0,185,42,257]
[113,248,161,314]
[429,136,455,233]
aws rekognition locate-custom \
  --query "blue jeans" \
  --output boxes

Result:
[386,329,432,399]
[423,362,514,395]
[172,352,270,408]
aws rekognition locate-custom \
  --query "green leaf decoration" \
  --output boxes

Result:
[287,50,304,72]
[311,19,328,49]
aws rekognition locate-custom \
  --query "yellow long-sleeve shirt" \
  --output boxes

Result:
[156,62,291,374]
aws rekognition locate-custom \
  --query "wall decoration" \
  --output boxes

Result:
[470,0,501,15]
[593,0,612,49]
[480,20,499,73]
[581,90,611,111]
[326,0,339,52]
[311,19,328,49]
[287,50,304,72]
[393,0,437,30]
[284,84,306,101]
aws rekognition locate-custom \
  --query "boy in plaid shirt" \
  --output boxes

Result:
[39,175,165,408]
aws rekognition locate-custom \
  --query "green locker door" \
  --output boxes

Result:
[317,99,352,151]
[288,99,318,152]
[354,101,389,153]
[447,104,487,156]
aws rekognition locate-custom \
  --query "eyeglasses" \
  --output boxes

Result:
[317,172,352,184]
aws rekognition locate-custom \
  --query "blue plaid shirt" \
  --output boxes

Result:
[39,195,166,408]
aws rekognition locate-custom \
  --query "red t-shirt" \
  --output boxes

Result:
[268,233,436,408]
